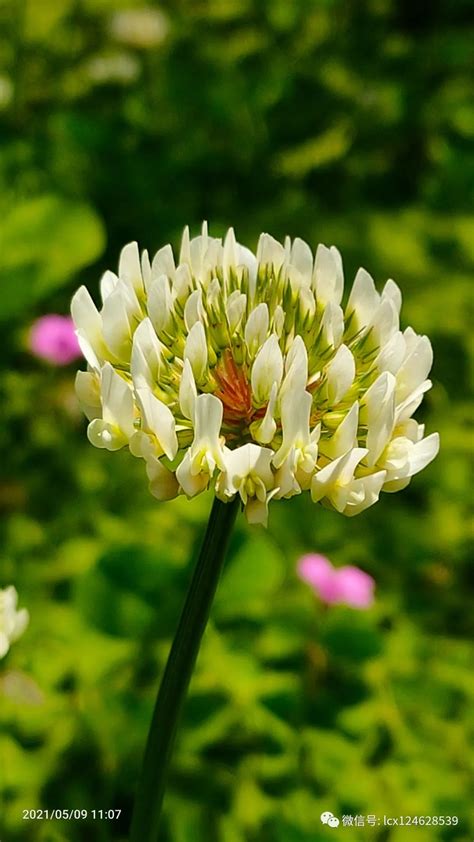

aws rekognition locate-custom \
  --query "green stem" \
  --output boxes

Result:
[129,495,240,842]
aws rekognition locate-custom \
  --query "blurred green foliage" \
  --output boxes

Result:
[0,0,472,841]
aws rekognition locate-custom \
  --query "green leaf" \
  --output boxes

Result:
[322,611,383,662]
[96,544,186,637]
[0,195,105,319]
[215,535,286,620]
[74,567,156,638]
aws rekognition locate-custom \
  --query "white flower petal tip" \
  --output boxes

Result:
[119,241,144,294]
[86,363,135,451]
[184,321,208,383]
[146,457,179,501]
[379,431,440,485]
[0,586,29,659]
[176,394,225,497]
[312,243,344,306]
[216,443,275,524]
[251,334,283,404]
[72,225,438,525]
[325,344,355,405]
[136,387,178,461]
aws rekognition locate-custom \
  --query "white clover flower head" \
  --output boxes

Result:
[71,224,439,525]
[0,586,29,659]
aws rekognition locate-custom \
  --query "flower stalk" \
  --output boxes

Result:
[129,495,240,842]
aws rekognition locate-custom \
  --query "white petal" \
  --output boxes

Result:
[342,471,387,516]
[320,302,344,348]
[407,432,439,476]
[176,450,210,497]
[395,418,424,443]
[256,233,285,271]
[179,358,197,421]
[147,274,174,334]
[75,370,101,421]
[0,634,10,658]
[252,382,277,444]
[184,321,208,383]
[325,344,355,405]
[119,241,143,294]
[75,333,101,370]
[100,270,119,303]
[251,334,283,404]
[236,243,258,282]
[245,496,271,526]
[100,363,135,436]
[322,402,359,460]
[179,225,191,267]
[337,447,368,485]
[371,297,399,346]
[214,447,237,499]
[330,245,344,292]
[184,289,204,331]
[141,249,151,290]
[379,432,439,481]
[311,451,349,503]
[71,286,104,365]
[136,387,178,460]
[87,418,127,451]
[101,286,136,361]
[311,447,367,505]
[395,380,432,423]
[226,292,247,333]
[173,263,193,302]
[396,335,433,402]
[382,278,402,314]
[375,331,406,375]
[346,267,380,330]
[193,393,223,448]
[366,374,396,466]
[281,335,308,396]
[285,334,308,374]
[299,286,316,320]
[222,227,238,280]
[221,443,274,492]
[244,303,269,355]
[189,228,209,278]
[131,317,162,390]
[146,457,179,501]
[312,244,344,306]
[206,277,221,310]
[273,456,301,498]
[151,243,175,280]
[273,389,311,468]
[382,477,411,493]
[361,371,394,421]
[290,237,313,281]
[272,304,285,337]
[128,429,154,459]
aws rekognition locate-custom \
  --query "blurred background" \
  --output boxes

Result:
[0,1,472,840]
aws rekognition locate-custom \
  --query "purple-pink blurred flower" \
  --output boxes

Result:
[298,554,375,609]
[29,315,82,365]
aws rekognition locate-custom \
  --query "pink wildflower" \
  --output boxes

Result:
[30,315,82,365]
[297,553,375,609]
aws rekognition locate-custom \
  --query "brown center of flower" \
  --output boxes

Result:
[214,350,258,431]
[214,350,253,423]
